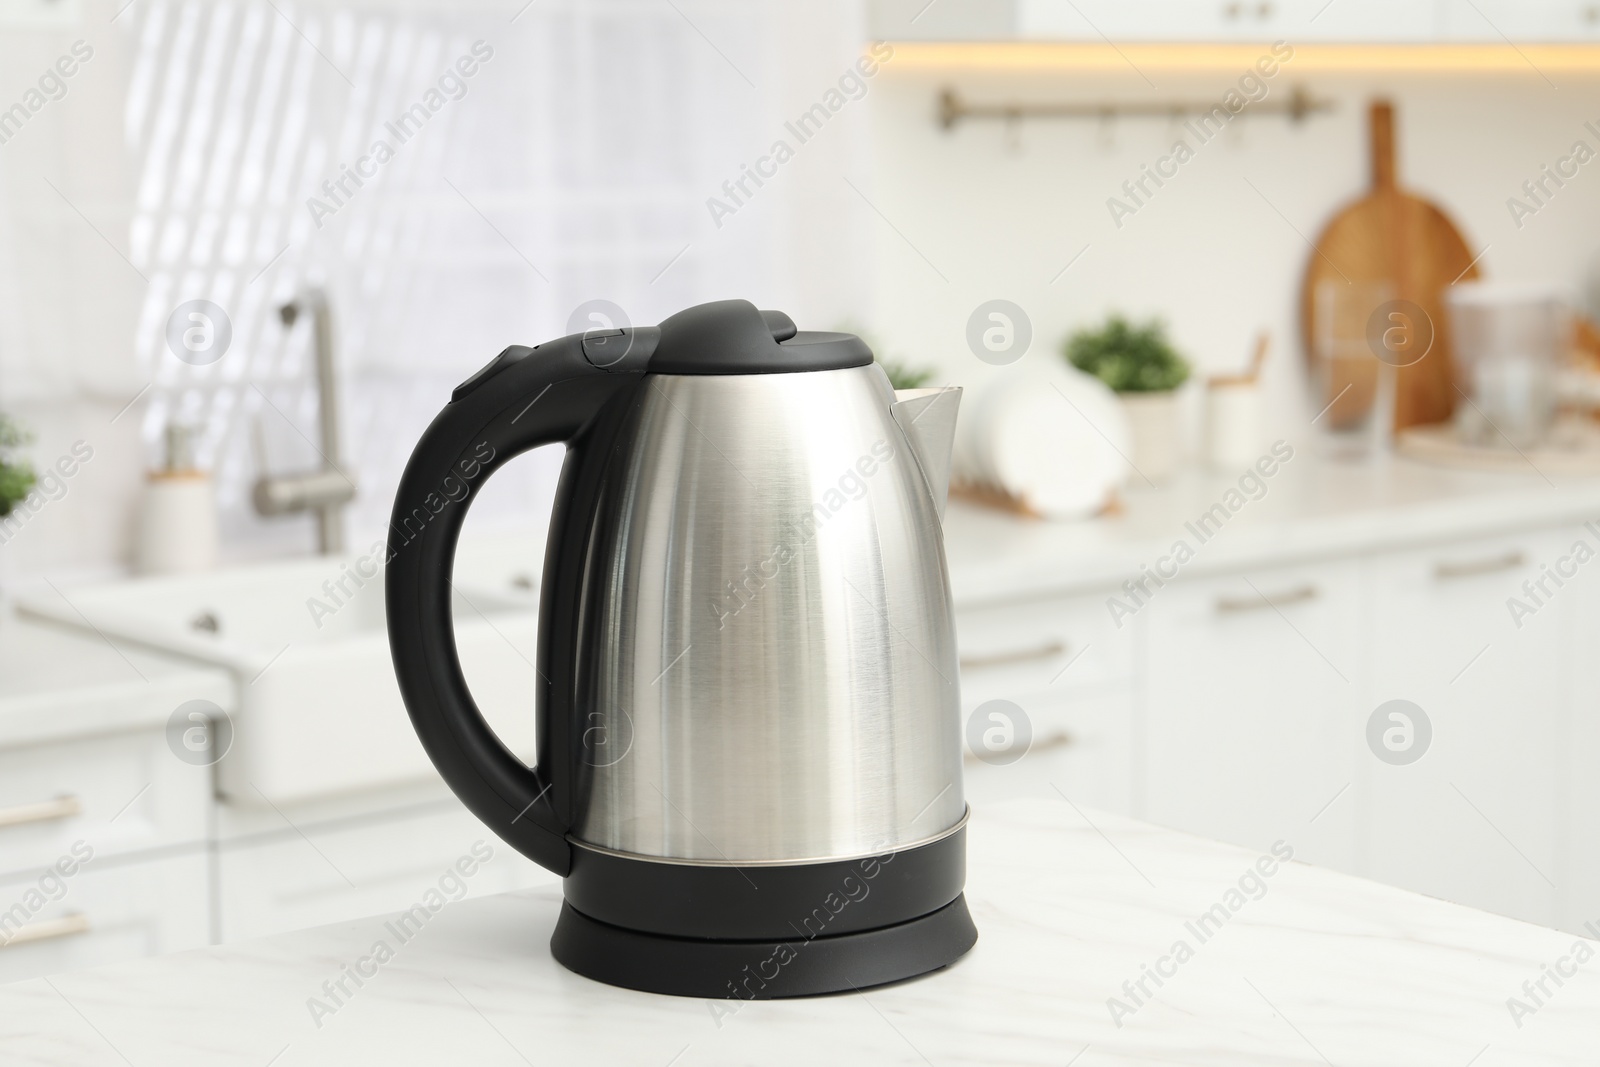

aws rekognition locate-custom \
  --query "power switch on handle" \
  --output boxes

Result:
[580,327,661,373]
[580,329,626,367]
[452,345,534,402]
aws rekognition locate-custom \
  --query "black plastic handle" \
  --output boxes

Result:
[385,328,656,875]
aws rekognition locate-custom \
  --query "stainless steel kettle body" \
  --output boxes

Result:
[387,300,976,998]
[574,365,965,864]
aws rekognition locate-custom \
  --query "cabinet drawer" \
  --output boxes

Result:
[218,803,555,942]
[957,593,1133,701]
[1565,552,1600,933]
[0,730,209,877]
[0,853,208,983]
[963,688,1134,815]
[1144,559,1361,869]
[1363,528,1572,928]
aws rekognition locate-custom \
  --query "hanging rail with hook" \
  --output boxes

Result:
[936,84,1334,131]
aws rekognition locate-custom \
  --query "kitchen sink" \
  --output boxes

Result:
[453,526,548,604]
[16,557,538,804]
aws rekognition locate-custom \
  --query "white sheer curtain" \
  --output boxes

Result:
[0,0,875,570]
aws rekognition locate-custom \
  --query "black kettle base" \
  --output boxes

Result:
[550,894,977,999]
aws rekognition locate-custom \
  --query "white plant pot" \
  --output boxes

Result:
[1119,390,1181,483]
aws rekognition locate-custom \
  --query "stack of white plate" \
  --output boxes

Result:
[953,361,1130,519]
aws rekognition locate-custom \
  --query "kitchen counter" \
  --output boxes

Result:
[3,799,1593,1065]
[0,608,233,749]
[945,451,1600,606]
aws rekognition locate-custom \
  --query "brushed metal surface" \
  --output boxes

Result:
[890,387,961,520]
[570,364,964,863]
[568,808,970,868]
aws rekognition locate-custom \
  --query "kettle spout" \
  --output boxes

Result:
[891,387,962,520]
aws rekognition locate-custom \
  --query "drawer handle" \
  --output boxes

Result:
[0,913,90,949]
[1215,585,1317,614]
[1434,551,1525,580]
[0,795,81,831]
[959,640,1068,671]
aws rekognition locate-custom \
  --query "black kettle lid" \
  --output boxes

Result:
[647,299,872,375]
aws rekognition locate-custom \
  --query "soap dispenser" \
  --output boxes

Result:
[135,423,218,575]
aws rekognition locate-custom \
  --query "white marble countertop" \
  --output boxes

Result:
[0,607,233,749]
[3,799,1593,1065]
[945,452,1600,606]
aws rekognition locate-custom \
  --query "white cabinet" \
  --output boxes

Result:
[950,519,1591,933]
[1014,0,1443,42]
[1439,0,1600,41]
[873,0,1600,41]
[1562,541,1600,934]
[1017,0,1268,42]
[0,728,209,982]
[958,592,1134,698]
[217,801,556,942]
[1143,559,1362,870]
[0,729,209,874]
[956,592,1137,814]
[1286,0,1443,41]
[0,726,561,979]
[1362,529,1571,928]
[0,854,208,983]
[963,688,1136,813]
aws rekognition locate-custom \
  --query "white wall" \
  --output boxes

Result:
[865,59,1600,454]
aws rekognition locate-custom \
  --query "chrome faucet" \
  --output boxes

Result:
[252,287,356,554]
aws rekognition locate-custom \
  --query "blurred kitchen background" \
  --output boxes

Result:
[3,0,1600,980]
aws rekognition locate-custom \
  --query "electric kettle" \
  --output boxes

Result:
[386,299,974,998]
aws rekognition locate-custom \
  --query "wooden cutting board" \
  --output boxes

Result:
[1300,100,1481,431]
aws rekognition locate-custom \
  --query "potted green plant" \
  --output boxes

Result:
[1063,315,1190,482]
[0,414,36,519]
